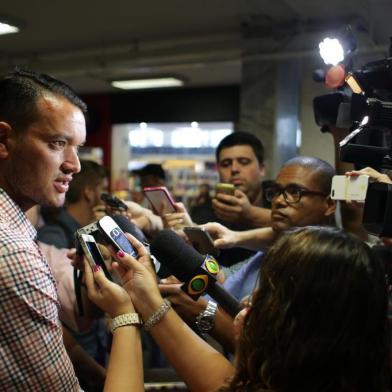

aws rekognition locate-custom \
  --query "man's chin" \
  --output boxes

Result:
[272,221,290,233]
[42,195,66,208]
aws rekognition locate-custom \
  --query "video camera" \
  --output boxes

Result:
[313,46,392,236]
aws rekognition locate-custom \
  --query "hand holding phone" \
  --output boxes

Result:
[143,186,176,215]
[215,183,235,196]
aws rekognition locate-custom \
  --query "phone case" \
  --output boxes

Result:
[215,183,235,196]
[330,175,369,201]
[143,186,176,214]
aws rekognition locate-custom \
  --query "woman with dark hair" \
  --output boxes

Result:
[83,226,389,392]
[224,226,389,391]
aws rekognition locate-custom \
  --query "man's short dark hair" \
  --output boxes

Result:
[0,68,87,131]
[215,131,264,163]
[66,160,108,204]
[283,156,335,195]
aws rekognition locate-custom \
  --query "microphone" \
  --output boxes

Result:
[150,229,243,318]
[110,214,146,243]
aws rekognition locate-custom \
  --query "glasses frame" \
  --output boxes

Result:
[265,184,328,204]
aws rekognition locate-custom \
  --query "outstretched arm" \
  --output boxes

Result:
[202,221,275,251]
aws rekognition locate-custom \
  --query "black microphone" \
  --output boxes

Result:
[110,214,146,243]
[150,229,243,317]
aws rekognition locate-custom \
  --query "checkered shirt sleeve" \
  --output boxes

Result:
[0,190,80,391]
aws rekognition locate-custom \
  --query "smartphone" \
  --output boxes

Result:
[97,216,138,257]
[77,232,113,280]
[143,186,176,214]
[100,193,128,211]
[183,226,220,257]
[215,183,235,196]
[330,175,369,201]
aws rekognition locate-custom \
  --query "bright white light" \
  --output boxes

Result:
[129,128,163,147]
[191,121,199,128]
[360,116,369,126]
[0,22,19,36]
[319,38,344,66]
[139,122,147,129]
[111,77,183,90]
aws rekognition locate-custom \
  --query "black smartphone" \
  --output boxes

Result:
[183,226,220,257]
[97,216,138,257]
[100,193,128,211]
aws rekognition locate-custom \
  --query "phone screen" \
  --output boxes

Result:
[144,188,176,214]
[108,227,138,257]
[86,240,105,265]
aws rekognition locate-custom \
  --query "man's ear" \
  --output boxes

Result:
[83,185,94,204]
[0,122,13,158]
[259,162,266,177]
[324,197,337,217]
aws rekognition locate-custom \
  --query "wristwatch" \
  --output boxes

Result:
[195,300,218,333]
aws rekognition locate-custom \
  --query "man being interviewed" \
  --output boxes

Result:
[0,69,86,391]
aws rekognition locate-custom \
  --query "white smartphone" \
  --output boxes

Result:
[183,226,220,257]
[97,216,138,257]
[143,186,176,215]
[330,175,369,201]
[77,233,113,280]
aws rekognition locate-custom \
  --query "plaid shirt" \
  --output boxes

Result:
[0,189,80,391]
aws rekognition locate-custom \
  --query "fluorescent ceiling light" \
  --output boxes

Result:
[0,21,19,36]
[111,77,183,90]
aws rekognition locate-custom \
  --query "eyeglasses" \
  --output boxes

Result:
[265,184,327,204]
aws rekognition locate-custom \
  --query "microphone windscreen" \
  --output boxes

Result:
[150,229,204,281]
[111,214,147,243]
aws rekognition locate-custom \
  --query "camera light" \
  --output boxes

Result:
[319,38,345,66]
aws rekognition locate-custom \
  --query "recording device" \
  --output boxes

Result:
[98,216,138,257]
[100,192,128,211]
[183,226,220,257]
[330,175,369,201]
[363,182,392,236]
[313,40,392,236]
[77,233,113,280]
[215,183,235,196]
[143,186,176,214]
[76,215,138,257]
[150,229,243,318]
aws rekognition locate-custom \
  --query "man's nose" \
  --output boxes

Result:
[230,161,240,173]
[272,191,287,207]
[61,147,81,174]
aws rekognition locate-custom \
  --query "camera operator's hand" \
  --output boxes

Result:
[345,167,392,184]
[200,222,239,249]
[212,189,253,223]
[84,259,134,318]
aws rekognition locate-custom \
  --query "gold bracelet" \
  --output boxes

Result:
[144,299,171,331]
[110,312,142,333]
